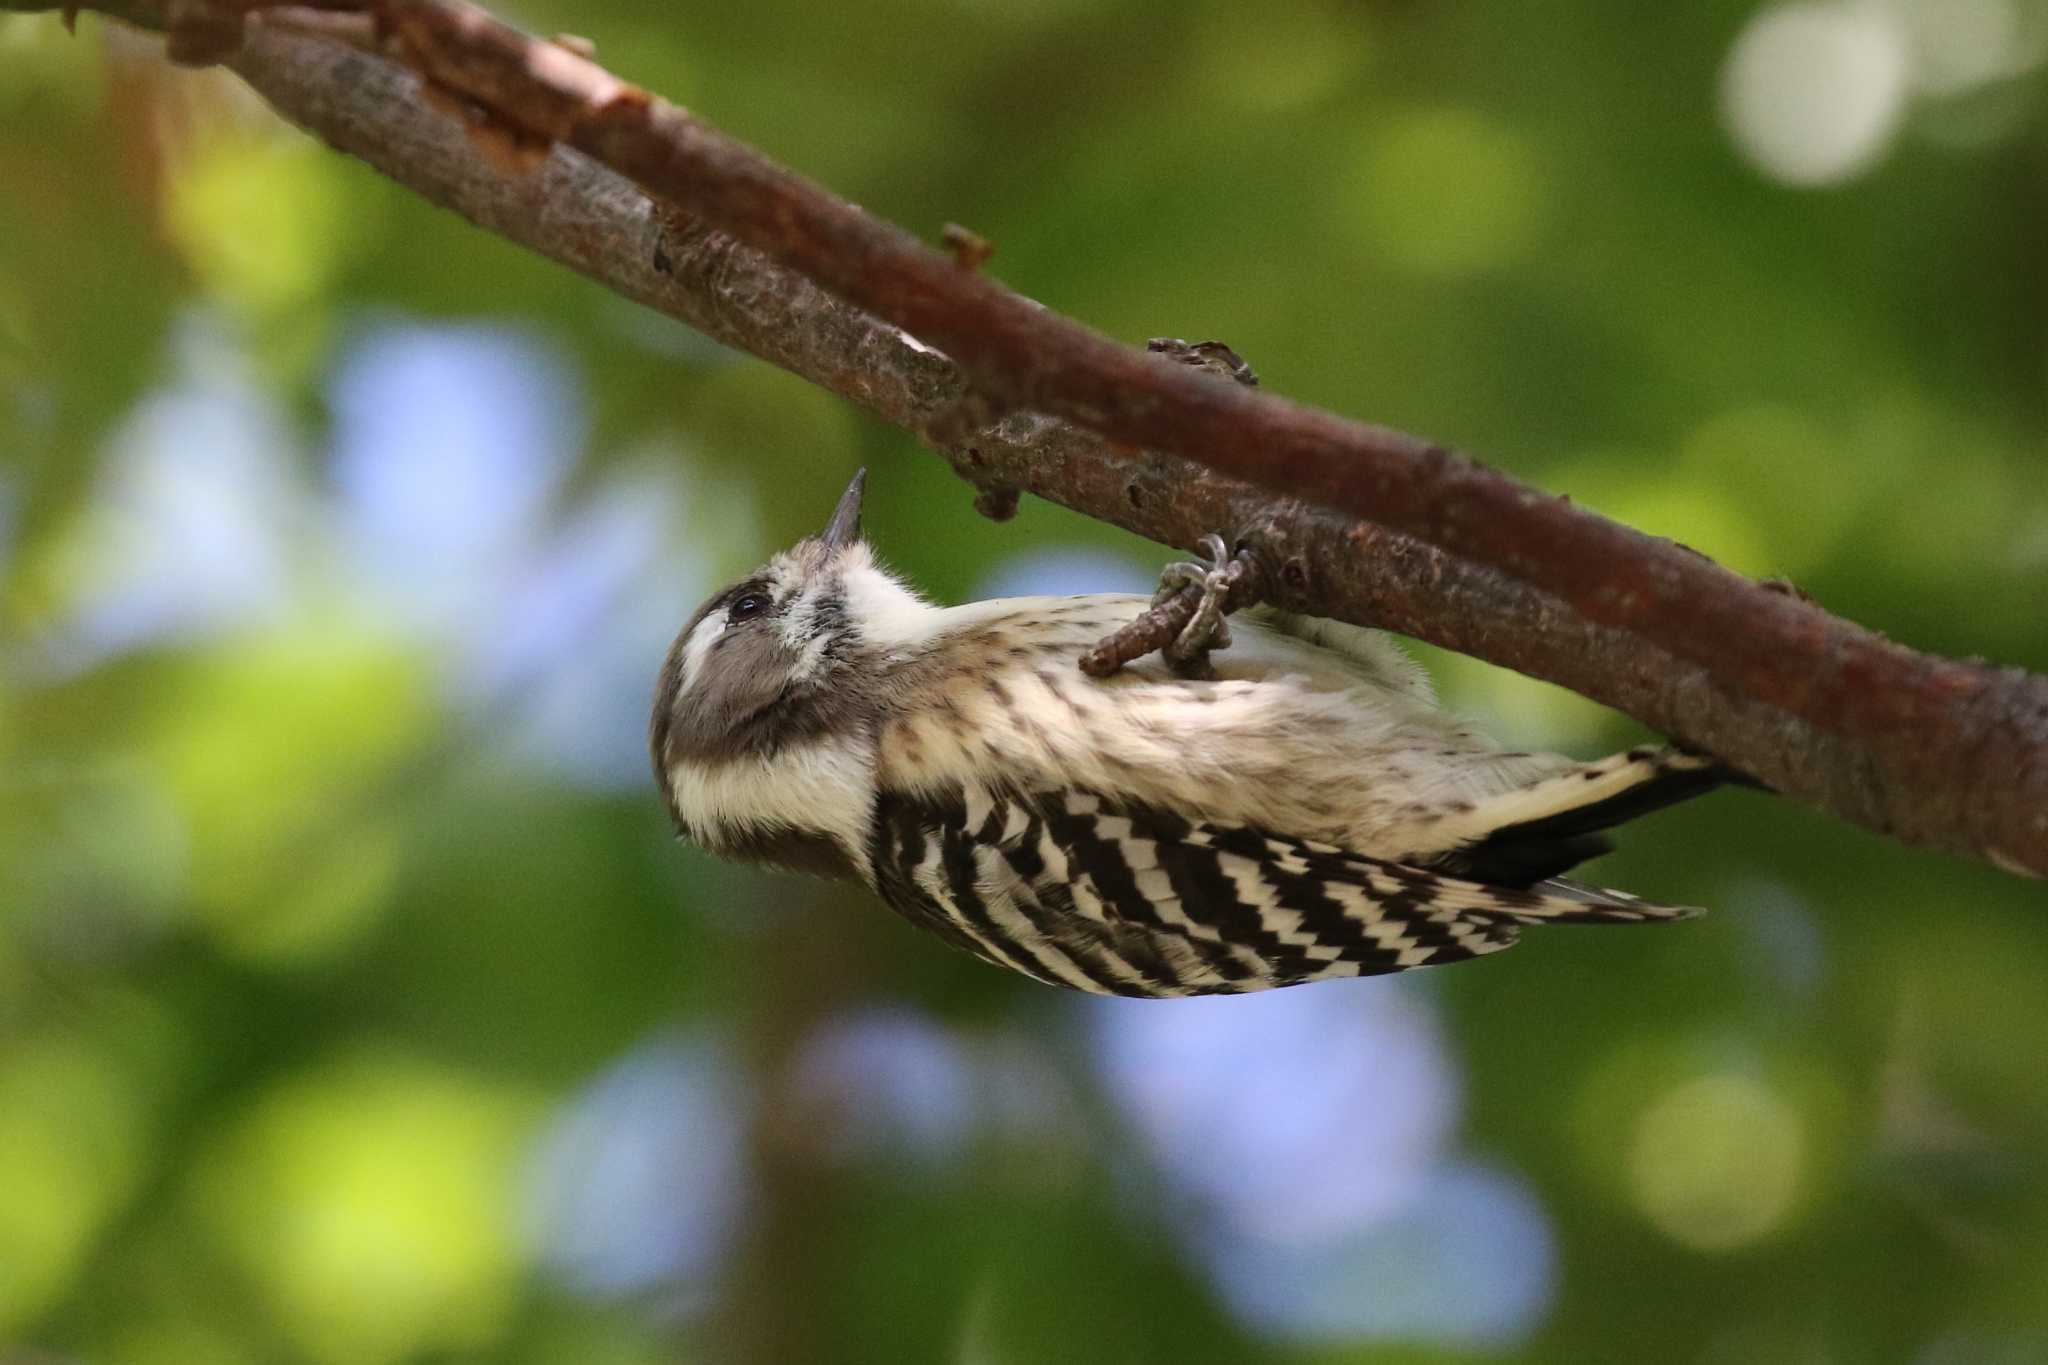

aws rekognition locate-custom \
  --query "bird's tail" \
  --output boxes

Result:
[1414,870,1705,934]
[1430,747,1739,887]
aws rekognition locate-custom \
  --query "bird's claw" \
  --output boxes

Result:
[1075,336,1272,681]
[1157,534,1260,677]
[1077,531,1271,679]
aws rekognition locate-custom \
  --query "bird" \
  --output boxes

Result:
[650,469,1734,999]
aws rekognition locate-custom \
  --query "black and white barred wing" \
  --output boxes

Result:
[867,786,1701,999]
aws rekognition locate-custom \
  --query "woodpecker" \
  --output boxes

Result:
[651,470,1731,998]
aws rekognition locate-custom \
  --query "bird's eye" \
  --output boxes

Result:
[727,593,769,624]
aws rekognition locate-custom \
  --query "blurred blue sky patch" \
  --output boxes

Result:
[526,1032,749,1308]
[1087,980,1555,1343]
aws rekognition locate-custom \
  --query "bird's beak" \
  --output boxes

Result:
[820,467,866,548]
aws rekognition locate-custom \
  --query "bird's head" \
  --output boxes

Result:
[650,468,922,788]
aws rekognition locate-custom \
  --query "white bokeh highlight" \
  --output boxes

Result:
[1721,3,1912,186]
[1892,0,2042,95]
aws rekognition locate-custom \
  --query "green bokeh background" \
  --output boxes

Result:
[4,2,2047,1362]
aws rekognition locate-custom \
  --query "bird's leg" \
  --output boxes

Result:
[1080,532,1271,680]
[1077,336,1274,679]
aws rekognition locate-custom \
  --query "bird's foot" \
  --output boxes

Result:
[1156,533,1259,675]
[1077,337,1268,679]
[1081,532,1270,680]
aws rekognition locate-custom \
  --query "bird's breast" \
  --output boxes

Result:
[664,738,878,881]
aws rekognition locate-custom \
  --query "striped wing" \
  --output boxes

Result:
[866,786,1698,999]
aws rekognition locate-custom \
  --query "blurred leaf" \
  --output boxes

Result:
[142,623,432,965]
[1338,106,1549,278]
[190,1047,540,1365]
[0,1029,154,1336]
[163,129,368,325]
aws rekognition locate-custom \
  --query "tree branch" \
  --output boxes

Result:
[16,0,2045,877]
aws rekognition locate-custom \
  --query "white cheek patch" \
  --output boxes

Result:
[677,613,730,693]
